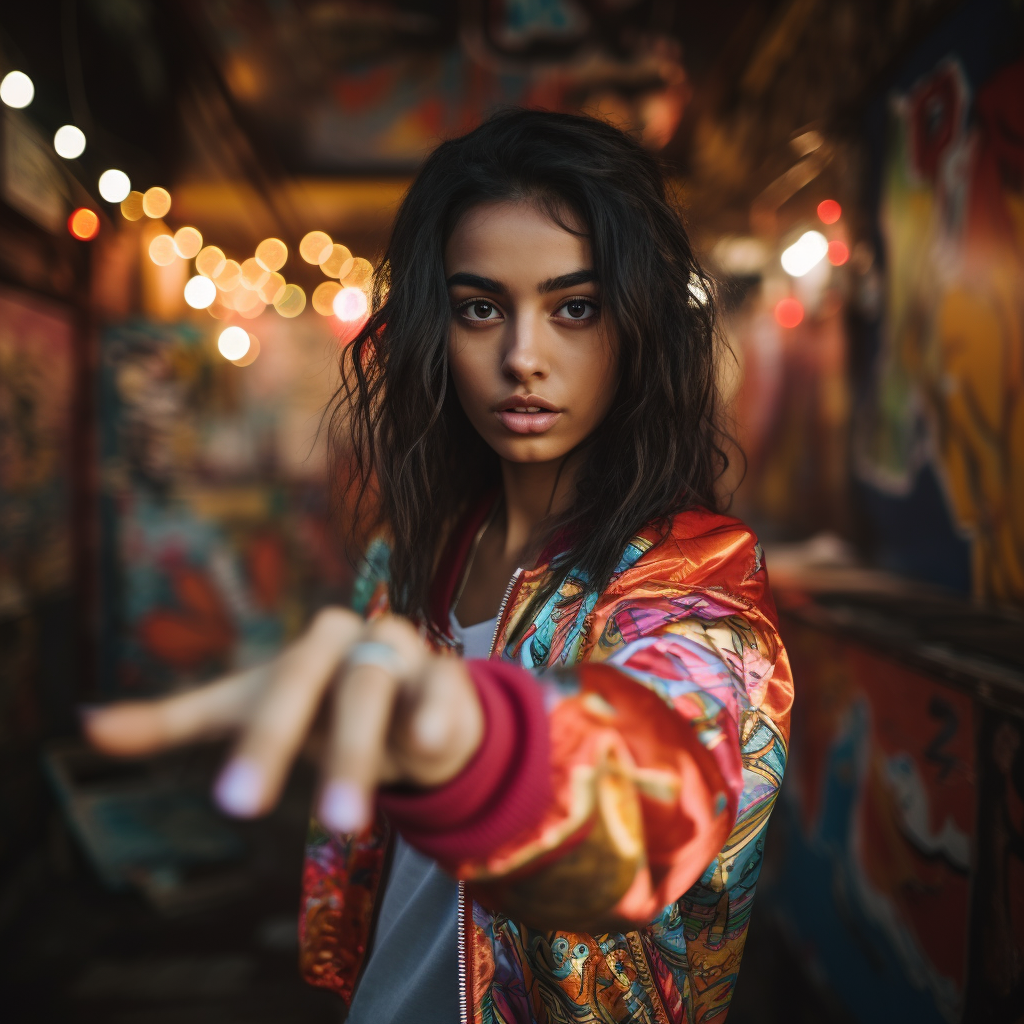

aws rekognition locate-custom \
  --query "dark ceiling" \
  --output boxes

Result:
[0,0,965,235]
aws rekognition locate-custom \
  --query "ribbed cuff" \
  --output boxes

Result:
[377,661,550,866]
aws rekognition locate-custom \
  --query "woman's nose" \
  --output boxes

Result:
[501,312,549,381]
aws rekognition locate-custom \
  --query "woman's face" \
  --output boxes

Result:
[445,201,619,466]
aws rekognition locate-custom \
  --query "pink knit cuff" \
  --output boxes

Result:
[377,661,550,866]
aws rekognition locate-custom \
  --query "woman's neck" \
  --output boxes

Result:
[496,455,577,564]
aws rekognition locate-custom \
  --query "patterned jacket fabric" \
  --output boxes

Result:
[299,507,793,1023]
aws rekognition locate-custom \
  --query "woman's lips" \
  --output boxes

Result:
[495,409,562,434]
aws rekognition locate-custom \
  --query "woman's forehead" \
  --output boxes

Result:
[445,200,592,281]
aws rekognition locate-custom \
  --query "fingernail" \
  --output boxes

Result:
[214,758,264,817]
[319,781,367,833]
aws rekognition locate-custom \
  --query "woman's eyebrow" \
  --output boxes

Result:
[538,269,597,292]
[446,272,505,292]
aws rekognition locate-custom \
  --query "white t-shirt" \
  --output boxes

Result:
[449,610,499,660]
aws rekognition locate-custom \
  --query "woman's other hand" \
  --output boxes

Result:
[81,610,484,834]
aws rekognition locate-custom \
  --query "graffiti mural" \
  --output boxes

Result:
[98,315,351,696]
[857,50,1024,602]
[767,617,977,1024]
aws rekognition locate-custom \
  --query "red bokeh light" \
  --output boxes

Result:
[827,240,850,266]
[774,297,804,328]
[817,199,841,224]
[68,207,99,241]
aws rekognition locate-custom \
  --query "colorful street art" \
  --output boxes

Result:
[768,616,977,1024]
[98,313,351,696]
[0,288,74,619]
[857,51,1024,602]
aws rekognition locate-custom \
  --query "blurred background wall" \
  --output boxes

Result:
[0,2,1022,1023]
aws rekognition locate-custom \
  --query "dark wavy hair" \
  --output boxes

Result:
[333,108,731,623]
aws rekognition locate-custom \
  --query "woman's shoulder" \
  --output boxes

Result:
[613,506,769,602]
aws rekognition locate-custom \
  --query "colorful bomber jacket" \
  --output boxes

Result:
[299,503,794,1023]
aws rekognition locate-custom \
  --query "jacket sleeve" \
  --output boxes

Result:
[380,547,792,933]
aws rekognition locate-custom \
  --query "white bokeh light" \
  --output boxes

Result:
[217,326,250,361]
[98,169,131,203]
[53,125,86,159]
[781,231,829,277]
[0,71,34,109]
[184,275,217,310]
[333,286,368,322]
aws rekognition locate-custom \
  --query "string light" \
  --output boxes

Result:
[0,71,34,109]
[53,125,86,159]
[340,257,372,290]
[148,234,178,266]
[817,200,841,224]
[320,243,353,279]
[184,275,216,309]
[213,259,242,291]
[218,326,250,361]
[196,246,226,279]
[142,187,171,219]
[333,286,368,322]
[120,191,145,221]
[781,231,828,277]
[300,231,333,265]
[774,297,804,328]
[255,238,288,272]
[312,281,341,316]
[240,257,270,291]
[827,240,850,266]
[99,169,131,203]
[68,208,99,241]
[173,226,203,259]
[258,272,286,305]
[274,283,306,318]
[230,333,261,367]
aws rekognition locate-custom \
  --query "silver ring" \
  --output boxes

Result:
[346,641,407,677]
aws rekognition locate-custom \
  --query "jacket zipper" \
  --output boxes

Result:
[459,566,523,1024]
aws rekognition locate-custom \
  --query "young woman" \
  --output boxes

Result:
[86,110,793,1024]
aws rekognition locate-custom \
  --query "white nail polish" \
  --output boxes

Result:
[320,780,366,833]
[214,758,263,817]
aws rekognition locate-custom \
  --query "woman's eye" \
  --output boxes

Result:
[459,300,501,321]
[556,298,598,321]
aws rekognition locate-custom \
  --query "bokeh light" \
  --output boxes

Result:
[320,243,354,279]
[255,237,288,273]
[184,275,216,309]
[258,272,286,305]
[67,208,99,241]
[774,297,805,328]
[213,259,242,291]
[781,230,828,277]
[53,125,86,159]
[0,71,34,109]
[196,245,226,279]
[238,299,266,319]
[218,326,250,361]
[827,240,850,266]
[240,257,270,291]
[340,256,373,290]
[274,283,306,317]
[120,191,145,221]
[817,200,842,224]
[231,333,261,367]
[232,286,263,314]
[312,281,342,316]
[173,226,203,260]
[148,234,178,266]
[300,230,333,265]
[142,187,172,219]
[333,286,368,322]
[98,169,131,203]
